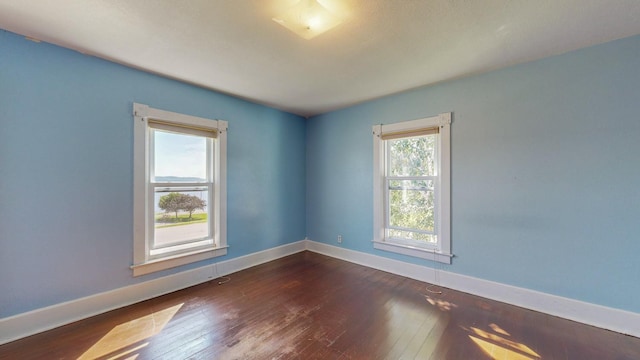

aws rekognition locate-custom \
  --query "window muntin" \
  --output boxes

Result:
[133,103,227,276]
[373,113,452,264]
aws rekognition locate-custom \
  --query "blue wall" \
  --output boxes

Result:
[306,35,640,313]
[0,30,306,317]
[2,27,639,319]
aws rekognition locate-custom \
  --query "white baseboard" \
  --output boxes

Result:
[3,239,638,346]
[304,240,640,338]
[0,240,306,345]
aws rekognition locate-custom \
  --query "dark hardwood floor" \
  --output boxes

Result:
[1,251,639,359]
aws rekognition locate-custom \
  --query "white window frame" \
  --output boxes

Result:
[372,113,452,264]
[132,103,228,276]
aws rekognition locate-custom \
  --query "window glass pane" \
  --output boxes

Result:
[153,129,209,182]
[388,135,436,177]
[153,187,209,248]
[388,179,434,232]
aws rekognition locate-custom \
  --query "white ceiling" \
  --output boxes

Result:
[1,0,640,117]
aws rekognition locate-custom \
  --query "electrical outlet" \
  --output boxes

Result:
[337,235,342,243]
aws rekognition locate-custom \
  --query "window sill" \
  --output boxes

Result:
[372,240,452,264]
[131,246,228,277]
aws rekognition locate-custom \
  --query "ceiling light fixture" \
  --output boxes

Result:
[272,0,343,40]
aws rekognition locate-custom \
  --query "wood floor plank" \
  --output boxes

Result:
[1,251,639,359]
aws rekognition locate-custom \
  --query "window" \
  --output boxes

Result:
[372,113,452,264]
[132,103,227,276]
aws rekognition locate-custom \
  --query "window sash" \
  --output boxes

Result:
[149,184,214,251]
[387,225,435,236]
[149,128,214,183]
[147,125,216,259]
[383,134,439,248]
[384,176,436,235]
[149,239,215,258]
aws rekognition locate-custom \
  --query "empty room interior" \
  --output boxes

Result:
[1,1,640,359]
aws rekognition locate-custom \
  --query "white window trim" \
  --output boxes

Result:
[372,113,452,264]
[132,103,228,276]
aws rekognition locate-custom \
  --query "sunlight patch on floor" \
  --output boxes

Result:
[424,295,458,311]
[489,323,511,336]
[468,324,540,360]
[470,336,537,360]
[77,303,183,360]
